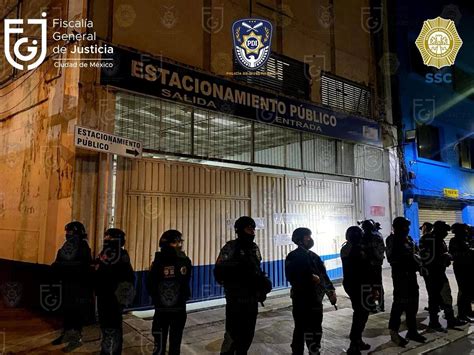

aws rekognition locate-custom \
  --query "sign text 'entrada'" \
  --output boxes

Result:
[100,46,381,146]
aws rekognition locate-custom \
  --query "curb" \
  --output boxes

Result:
[403,326,473,354]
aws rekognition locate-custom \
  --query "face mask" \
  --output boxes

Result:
[238,232,255,244]
[103,239,121,251]
[304,238,314,250]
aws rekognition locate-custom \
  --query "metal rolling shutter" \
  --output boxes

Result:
[418,208,463,240]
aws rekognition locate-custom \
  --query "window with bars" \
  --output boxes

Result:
[321,73,371,118]
[234,52,310,100]
[114,92,387,181]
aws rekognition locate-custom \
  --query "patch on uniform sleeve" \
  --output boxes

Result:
[180,266,187,275]
[219,245,231,261]
[163,266,175,278]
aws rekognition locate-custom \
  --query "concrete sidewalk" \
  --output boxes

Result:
[3,268,473,354]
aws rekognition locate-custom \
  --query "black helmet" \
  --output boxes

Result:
[451,223,468,236]
[346,226,363,244]
[234,216,256,233]
[433,221,451,233]
[159,229,183,248]
[361,219,375,232]
[65,221,87,238]
[105,228,126,247]
[419,222,433,232]
[292,227,312,245]
[392,216,410,229]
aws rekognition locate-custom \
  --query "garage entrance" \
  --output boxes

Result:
[113,157,355,303]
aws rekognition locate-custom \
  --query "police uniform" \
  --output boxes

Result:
[285,246,335,355]
[361,228,386,312]
[52,235,93,342]
[386,233,420,334]
[148,247,192,355]
[448,225,474,320]
[95,245,135,355]
[341,240,373,349]
[419,231,458,326]
[214,238,268,355]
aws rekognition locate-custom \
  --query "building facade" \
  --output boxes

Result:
[0,0,400,307]
[390,0,474,241]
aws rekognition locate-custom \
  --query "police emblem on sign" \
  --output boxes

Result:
[232,19,272,70]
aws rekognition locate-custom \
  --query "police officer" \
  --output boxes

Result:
[360,220,385,312]
[51,221,93,352]
[386,217,425,346]
[420,222,433,237]
[148,230,192,355]
[449,223,474,323]
[285,227,337,355]
[341,226,373,354]
[419,220,467,331]
[214,216,272,355]
[95,228,135,355]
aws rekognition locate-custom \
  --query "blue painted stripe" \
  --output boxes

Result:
[320,253,340,261]
[132,255,343,307]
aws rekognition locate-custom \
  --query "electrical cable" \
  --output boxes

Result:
[0,57,57,117]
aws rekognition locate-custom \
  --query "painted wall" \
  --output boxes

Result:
[394,0,474,238]
[0,0,84,265]
[91,0,377,106]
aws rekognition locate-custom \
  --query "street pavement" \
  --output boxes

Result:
[2,268,473,354]
[427,334,474,354]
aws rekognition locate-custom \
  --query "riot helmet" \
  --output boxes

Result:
[105,228,126,247]
[345,226,363,245]
[159,229,184,249]
[392,216,410,236]
[292,227,314,250]
[433,221,451,239]
[65,221,87,239]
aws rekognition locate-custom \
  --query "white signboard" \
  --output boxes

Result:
[74,126,142,158]
[273,234,293,246]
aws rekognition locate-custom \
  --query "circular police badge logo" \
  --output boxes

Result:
[415,17,463,69]
[180,266,187,275]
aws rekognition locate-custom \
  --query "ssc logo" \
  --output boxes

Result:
[232,19,272,70]
[415,17,462,69]
[4,12,48,70]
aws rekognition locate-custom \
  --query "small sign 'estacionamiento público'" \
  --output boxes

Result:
[74,125,142,158]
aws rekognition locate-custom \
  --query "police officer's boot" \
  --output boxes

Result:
[62,330,83,353]
[51,333,65,345]
[447,317,468,329]
[390,330,408,347]
[428,319,447,333]
[458,315,474,323]
[406,331,426,343]
[347,343,361,355]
